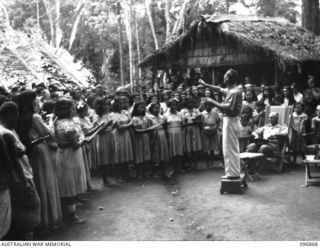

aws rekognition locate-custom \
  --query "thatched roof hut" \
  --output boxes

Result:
[140,15,320,85]
[0,29,94,90]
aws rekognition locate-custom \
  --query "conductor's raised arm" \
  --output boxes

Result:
[198,79,226,95]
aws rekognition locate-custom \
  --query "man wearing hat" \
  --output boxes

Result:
[199,69,242,179]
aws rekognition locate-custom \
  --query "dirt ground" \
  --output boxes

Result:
[41,162,320,241]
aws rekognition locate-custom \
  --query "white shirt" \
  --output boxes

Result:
[257,93,263,101]
[160,102,169,115]
[282,98,289,107]
[253,124,288,140]
[293,92,303,103]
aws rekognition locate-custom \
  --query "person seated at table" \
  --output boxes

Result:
[246,112,288,156]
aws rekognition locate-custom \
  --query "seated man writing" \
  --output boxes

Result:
[246,112,288,156]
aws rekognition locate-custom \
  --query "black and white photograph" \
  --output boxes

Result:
[0,0,320,245]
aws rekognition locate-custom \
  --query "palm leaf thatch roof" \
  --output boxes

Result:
[0,30,45,87]
[140,15,320,70]
[0,28,93,89]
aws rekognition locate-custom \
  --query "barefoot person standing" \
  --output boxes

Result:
[199,69,242,179]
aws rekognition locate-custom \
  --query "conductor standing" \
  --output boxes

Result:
[199,69,242,179]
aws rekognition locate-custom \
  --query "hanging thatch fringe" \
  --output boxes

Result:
[140,15,320,70]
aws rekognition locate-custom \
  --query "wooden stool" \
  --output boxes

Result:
[220,174,247,194]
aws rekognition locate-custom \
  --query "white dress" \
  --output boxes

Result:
[164,111,183,157]
[180,108,202,153]
[55,119,87,197]
[111,111,133,164]
[201,110,219,153]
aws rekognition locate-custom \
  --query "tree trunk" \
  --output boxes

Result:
[226,0,229,14]
[125,0,135,92]
[0,0,11,29]
[165,0,171,42]
[69,2,86,50]
[43,0,54,46]
[117,2,124,87]
[145,0,159,49]
[171,0,189,36]
[134,8,142,87]
[55,0,62,48]
[36,0,40,34]
[302,0,320,34]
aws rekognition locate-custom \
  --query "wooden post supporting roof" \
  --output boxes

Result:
[274,63,279,87]
[151,67,156,89]
[211,67,216,85]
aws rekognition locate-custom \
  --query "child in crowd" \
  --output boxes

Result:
[237,84,246,100]
[253,100,266,129]
[311,105,320,144]
[243,90,256,111]
[160,90,170,115]
[131,101,153,179]
[289,103,307,165]
[261,86,273,106]
[282,86,295,106]
[75,102,96,189]
[201,101,220,168]
[149,103,169,178]
[112,97,134,183]
[238,105,254,152]
[180,97,202,171]
[146,95,159,114]
[271,95,283,106]
[181,91,188,102]
[163,98,184,174]
[129,92,140,114]
[92,98,115,186]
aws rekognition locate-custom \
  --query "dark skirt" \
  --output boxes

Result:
[289,131,305,153]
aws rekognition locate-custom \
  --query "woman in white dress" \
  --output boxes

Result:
[164,98,184,174]
[54,98,86,224]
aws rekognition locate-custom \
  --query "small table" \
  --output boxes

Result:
[302,157,320,187]
[239,152,264,160]
[239,152,264,181]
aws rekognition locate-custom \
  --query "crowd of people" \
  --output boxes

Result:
[1,70,320,241]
